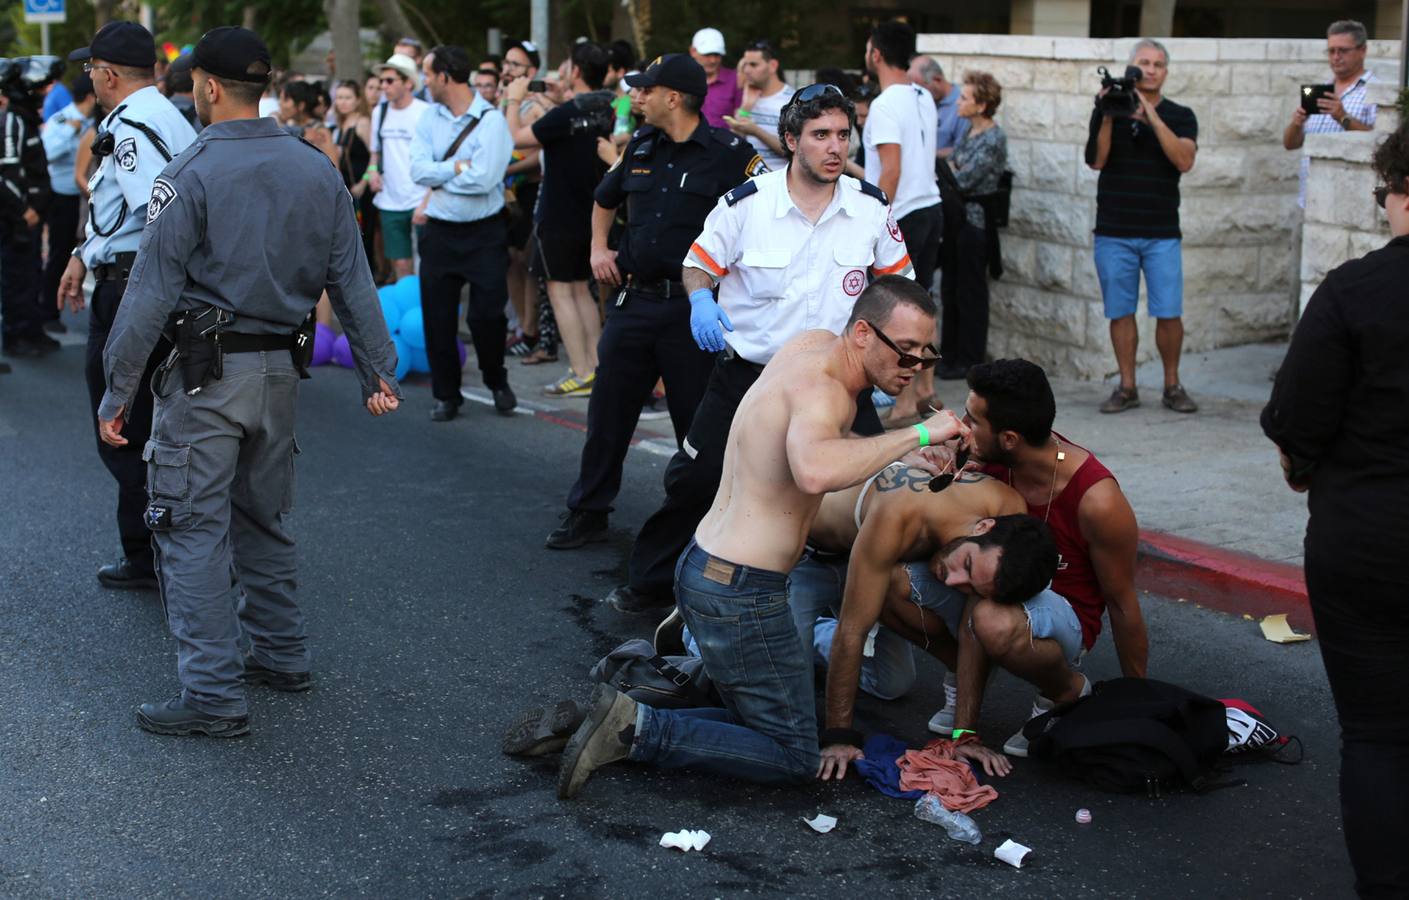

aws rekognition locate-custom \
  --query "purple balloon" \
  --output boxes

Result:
[311,323,335,366]
[456,337,467,368]
[332,334,354,368]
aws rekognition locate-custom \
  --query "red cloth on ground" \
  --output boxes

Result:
[896,737,999,813]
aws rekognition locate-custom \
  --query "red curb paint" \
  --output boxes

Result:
[1137,530,1314,635]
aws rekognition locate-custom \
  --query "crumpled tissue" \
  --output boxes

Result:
[802,813,837,834]
[659,829,711,852]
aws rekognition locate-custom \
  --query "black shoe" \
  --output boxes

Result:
[492,384,517,415]
[605,584,673,614]
[652,606,686,656]
[240,656,313,692]
[1,340,44,358]
[97,558,158,591]
[545,509,609,550]
[0,361,10,374]
[43,319,67,334]
[136,695,249,737]
[28,333,61,354]
[430,399,460,422]
[502,699,587,757]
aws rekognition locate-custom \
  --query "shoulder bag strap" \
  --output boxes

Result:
[439,113,482,162]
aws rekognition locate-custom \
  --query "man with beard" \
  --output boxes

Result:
[601,83,915,616]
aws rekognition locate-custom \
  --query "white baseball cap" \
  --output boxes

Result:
[378,53,419,87]
[691,28,726,56]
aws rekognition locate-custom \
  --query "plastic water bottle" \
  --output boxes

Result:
[913,794,983,845]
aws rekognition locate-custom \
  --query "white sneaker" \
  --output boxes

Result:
[926,672,960,734]
[1002,675,1090,758]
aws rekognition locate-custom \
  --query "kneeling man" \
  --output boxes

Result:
[557,276,969,798]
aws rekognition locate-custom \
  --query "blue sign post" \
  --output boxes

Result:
[23,0,65,56]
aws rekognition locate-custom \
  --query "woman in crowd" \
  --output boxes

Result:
[363,71,383,113]
[942,70,1006,379]
[332,80,378,279]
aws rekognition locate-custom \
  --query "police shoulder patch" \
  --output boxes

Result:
[115,137,138,173]
[723,178,759,207]
[744,153,767,178]
[857,179,890,205]
[147,177,178,223]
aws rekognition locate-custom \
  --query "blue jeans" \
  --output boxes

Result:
[1093,235,1183,319]
[906,563,1085,665]
[793,554,917,700]
[630,540,819,784]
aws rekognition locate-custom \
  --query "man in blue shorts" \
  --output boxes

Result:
[1085,38,1199,414]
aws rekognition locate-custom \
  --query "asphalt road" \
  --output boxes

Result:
[0,326,1352,899]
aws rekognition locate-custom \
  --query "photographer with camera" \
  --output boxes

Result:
[1086,39,1198,416]
[0,57,59,360]
[506,41,614,399]
[1283,20,1376,209]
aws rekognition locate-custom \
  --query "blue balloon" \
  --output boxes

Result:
[377,288,401,333]
[393,275,421,317]
[409,345,429,373]
[391,335,411,381]
[399,307,426,350]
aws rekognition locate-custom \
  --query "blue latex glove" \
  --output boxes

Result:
[688,288,733,353]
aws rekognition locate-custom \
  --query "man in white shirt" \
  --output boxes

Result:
[864,20,943,423]
[368,53,429,279]
[602,84,917,615]
[723,39,793,173]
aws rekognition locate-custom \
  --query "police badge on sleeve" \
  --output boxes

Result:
[115,137,139,173]
[147,178,177,223]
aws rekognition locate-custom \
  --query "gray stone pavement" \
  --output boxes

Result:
[489,338,1306,566]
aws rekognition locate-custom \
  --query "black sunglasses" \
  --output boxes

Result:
[864,319,940,370]
[748,39,774,52]
[789,83,845,107]
[1375,185,1393,208]
[929,447,971,493]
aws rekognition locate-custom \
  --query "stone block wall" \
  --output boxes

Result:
[1300,80,1401,314]
[916,33,1400,378]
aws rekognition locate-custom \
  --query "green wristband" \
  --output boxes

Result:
[952,728,977,740]
[913,423,930,447]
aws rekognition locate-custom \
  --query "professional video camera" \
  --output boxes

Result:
[0,56,64,116]
[566,90,615,140]
[1096,65,1143,118]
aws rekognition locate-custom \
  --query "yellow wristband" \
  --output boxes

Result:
[913,423,930,447]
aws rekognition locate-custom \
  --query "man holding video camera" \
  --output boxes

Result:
[1085,38,1198,416]
[1283,19,1377,209]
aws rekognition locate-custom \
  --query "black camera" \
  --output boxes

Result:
[1096,65,1143,118]
[527,79,546,93]
[0,56,64,116]
[566,91,615,140]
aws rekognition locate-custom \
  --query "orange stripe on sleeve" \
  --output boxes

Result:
[689,242,728,277]
[873,254,912,276]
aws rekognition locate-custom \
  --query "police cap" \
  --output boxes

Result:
[191,26,271,84]
[69,21,156,68]
[624,53,707,97]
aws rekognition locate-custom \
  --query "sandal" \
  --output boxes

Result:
[521,346,558,365]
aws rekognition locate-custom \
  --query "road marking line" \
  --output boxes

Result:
[460,387,676,459]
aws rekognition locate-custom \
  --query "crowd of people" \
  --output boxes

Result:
[0,14,1402,898]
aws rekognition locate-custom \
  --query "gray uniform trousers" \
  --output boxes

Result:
[145,348,307,716]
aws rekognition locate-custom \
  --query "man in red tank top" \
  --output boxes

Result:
[945,359,1148,758]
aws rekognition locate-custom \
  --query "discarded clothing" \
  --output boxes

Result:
[897,737,999,813]
[853,732,923,800]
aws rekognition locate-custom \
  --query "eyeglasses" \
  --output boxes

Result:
[864,319,940,370]
[929,446,971,493]
[1374,185,1399,208]
[83,63,115,76]
[1326,46,1364,56]
[379,76,402,84]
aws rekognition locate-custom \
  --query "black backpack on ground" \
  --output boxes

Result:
[589,639,721,710]
[1022,677,1234,797]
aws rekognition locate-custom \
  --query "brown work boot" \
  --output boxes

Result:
[557,684,638,799]
[1099,385,1140,414]
[1162,383,1198,413]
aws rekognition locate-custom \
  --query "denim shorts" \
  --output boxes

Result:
[905,563,1084,666]
[1093,235,1183,319]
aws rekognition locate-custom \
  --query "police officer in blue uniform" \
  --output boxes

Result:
[96,27,402,737]
[546,54,765,549]
[59,21,197,591]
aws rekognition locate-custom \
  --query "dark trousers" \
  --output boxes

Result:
[940,222,990,369]
[86,278,168,571]
[418,216,510,402]
[43,193,82,321]
[625,353,884,602]
[1306,557,1409,898]
[566,285,714,513]
[0,225,43,346]
[897,203,943,291]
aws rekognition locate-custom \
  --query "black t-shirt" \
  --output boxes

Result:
[531,91,613,232]
[1084,98,1197,239]
[595,119,763,281]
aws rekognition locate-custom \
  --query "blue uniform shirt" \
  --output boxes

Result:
[42,102,90,197]
[79,85,197,267]
[935,88,969,154]
[408,93,512,223]
[42,82,71,121]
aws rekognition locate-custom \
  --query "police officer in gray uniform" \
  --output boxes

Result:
[59,21,197,591]
[96,26,402,737]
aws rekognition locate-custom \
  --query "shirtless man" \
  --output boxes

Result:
[556,275,969,799]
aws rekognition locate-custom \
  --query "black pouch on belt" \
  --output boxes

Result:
[290,312,315,379]
[168,306,230,395]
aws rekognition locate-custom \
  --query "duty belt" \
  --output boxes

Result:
[93,251,137,284]
[626,276,688,298]
[722,345,765,373]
